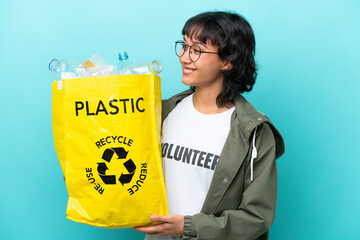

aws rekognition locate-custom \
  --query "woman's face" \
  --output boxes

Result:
[179,35,228,91]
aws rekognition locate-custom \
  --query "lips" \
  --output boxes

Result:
[183,67,196,75]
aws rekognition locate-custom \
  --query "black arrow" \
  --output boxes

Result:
[97,162,116,184]
[124,159,136,173]
[97,162,108,175]
[101,148,128,162]
[99,174,116,184]
[113,147,128,159]
[102,149,114,162]
[118,159,136,185]
[119,173,134,185]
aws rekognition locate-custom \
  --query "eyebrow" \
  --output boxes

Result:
[183,37,208,49]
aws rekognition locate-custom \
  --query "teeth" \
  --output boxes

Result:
[184,68,194,73]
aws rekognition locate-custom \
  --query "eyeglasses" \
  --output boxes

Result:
[175,40,218,62]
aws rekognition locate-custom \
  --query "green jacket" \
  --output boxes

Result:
[162,89,285,240]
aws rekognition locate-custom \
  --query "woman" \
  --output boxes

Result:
[135,11,285,240]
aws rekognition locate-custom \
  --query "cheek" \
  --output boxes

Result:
[199,61,223,78]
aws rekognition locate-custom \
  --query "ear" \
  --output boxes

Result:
[222,55,233,70]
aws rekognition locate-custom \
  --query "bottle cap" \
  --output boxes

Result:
[49,59,61,72]
[149,60,163,74]
[118,52,129,61]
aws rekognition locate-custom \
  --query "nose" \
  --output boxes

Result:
[179,49,191,63]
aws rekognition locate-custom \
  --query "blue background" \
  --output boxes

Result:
[1,0,359,239]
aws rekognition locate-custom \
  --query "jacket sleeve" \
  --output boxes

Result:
[182,123,278,240]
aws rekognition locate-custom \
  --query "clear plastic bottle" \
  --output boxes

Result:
[117,51,133,75]
[48,58,85,81]
[121,60,163,75]
[116,52,163,75]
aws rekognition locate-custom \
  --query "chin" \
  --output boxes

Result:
[181,76,192,86]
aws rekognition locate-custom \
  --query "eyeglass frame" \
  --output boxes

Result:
[175,40,218,62]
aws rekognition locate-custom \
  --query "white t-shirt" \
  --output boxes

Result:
[145,94,234,240]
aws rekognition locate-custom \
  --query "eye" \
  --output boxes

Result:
[182,44,187,50]
[192,45,202,55]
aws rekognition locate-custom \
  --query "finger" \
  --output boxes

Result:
[134,225,163,234]
[134,229,159,234]
[150,215,171,223]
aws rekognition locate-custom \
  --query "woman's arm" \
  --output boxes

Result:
[135,124,278,240]
[183,123,278,240]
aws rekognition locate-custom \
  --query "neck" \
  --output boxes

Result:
[192,87,234,114]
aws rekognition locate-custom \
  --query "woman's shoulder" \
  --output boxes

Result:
[162,89,194,122]
[232,94,285,159]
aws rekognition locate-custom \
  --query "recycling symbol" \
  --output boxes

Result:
[97,147,136,185]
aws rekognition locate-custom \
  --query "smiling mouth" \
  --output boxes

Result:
[183,67,195,74]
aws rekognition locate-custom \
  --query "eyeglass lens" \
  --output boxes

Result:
[175,42,202,62]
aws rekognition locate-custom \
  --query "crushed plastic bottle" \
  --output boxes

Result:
[84,54,115,77]
[48,59,85,81]
[49,54,116,81]
[120,60,163,75]
[49,53,163,81]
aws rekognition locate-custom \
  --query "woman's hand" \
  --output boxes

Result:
[134,215,184,236]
